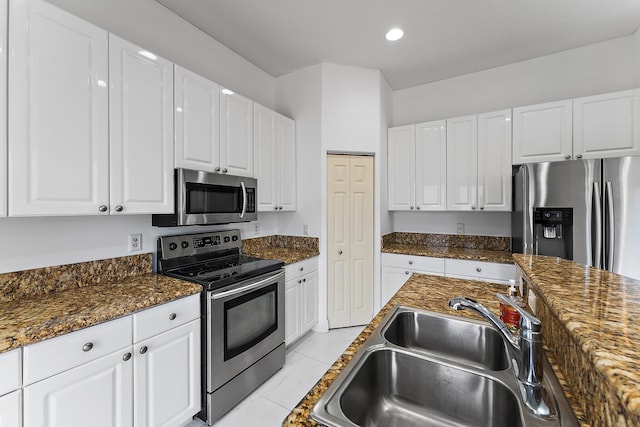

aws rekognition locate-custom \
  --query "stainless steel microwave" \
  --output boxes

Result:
[152,169,257,227]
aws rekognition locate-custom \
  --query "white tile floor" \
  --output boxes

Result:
[184,326,364,427]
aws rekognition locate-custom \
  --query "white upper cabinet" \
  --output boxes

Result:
[447,115,478,211]
[415,120,447,210]
[512,100,573,164]
[388,125,416,210]
[109,35,174,215]
[174,65,220,172]
[220,89,254,177]
[573,88,640,159]
[254,103,277,210]
[8,0,109,216]
[254,105,296,212]
[276,114,297,211]
[477,110,512,211]
[0,0,6,218]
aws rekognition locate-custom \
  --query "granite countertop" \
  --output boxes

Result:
[513,254,640,426]
[283,273,587,426]
[244,247,319,265]
[382,243,514,264]
[0,274,202,353]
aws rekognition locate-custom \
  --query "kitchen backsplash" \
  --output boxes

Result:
[0,254,153,303]
[242,235,319,253]
[382,232,510,251]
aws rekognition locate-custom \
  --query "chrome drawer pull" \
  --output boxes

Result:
[82,342,94,352]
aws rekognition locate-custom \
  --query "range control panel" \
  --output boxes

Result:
[159,229,242,260]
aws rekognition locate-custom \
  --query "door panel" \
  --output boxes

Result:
[387,125,415,210]
[415,121,447,210]
[447,115,478,210]
[254,103,277,210]
[478,110,511,211]
[220,90,253,177]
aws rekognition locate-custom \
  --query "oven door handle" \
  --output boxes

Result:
[211,271,284,300]
[240,181,247,219]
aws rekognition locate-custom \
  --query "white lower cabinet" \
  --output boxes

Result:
[24,349,133,427]
[381,267,412,307]
[21,294,200,427]
[133,320,200,427]
[0,390,22,427]
[444,259,516,284]
[284,258,318,345]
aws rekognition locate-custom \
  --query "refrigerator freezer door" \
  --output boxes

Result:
[602,156,640,280]
[524,160,599,266]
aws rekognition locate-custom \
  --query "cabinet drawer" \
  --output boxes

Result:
[0,348,21,395]
[23,315,132,386]
[284,257,318,282]
[445,259,515,282]
[133,294,200,343]
[382,253,444,273]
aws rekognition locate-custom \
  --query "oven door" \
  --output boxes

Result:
[207,270,285,392]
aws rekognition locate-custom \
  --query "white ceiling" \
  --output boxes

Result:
[155,0,640,90]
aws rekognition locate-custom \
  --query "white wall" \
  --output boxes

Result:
[48,0,275,107]
[393,211,510,237]
[393,35,638,125]
[0,0,278,272]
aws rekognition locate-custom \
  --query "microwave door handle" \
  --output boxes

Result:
[240,181,247,219]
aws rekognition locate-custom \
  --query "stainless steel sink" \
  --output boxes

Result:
[382,310,509,371]
[312,305,579,427]
[338,348,522,427]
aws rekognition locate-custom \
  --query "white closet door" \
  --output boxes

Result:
[8,0,109,216]
[415,120,446,210]
[254,103,277,211]
[109,34,174,215]
[174,65,220,172]
[478,110,512,212]
[446,115,478,211]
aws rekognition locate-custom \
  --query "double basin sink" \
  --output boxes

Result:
[312,306,578,427]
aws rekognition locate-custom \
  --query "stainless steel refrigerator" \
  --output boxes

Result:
[512,156,640,280]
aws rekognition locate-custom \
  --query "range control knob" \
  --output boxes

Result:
[181,241,189,249]
[169,243,178,250]
[224,237,230,243]
[232,236,238,241]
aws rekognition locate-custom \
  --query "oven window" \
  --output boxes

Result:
[223,283,278,361]
[186,182,242,214]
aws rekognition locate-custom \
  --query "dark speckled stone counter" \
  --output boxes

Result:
[243,235,319,265]
[514,254,640,427]
[0,255,201,354]
[382,232,513,264]
[283,273,588,426]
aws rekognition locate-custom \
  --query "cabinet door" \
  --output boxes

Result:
[277,114,297,211]
[254,103,277,211]
[387,125,416,210]
[284,279,301,345]
[447,115,478,211]
[0,0,6,218]
[301,271,318,334]
[8,0,109,216]
[174,65,220,172]
[415,120,446,210]
[134,320,200,427]
[220,89,254,177]
[478,110,512,212]
[0,390,21,427]
[23,349,133,427]
[512,100,572,164]
[381,267,411,307]
[109,35,174,215]
[573,89,640,159]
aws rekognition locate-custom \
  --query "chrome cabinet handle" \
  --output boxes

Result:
[215,167,221,172]
[298,279,302,284]
[114,205,123,212]
[223,168,228,173]
[577,154,583,159]
[122,352,132,361]
[476,267,482,272]
[565,155,571,160]
[480,206,484,210]
[98,205,108,212]
[303,278,306,283]
[338,250,343,255]
[410,206,414,210]
[416,206,421,210]
[279,206,283,210]
[405,270,410,275]
[169,313,177,320]
[139,346,148,355]
[471,205,476,210]
[275,206,279,211]
[82,342,94,352]
[300,267,304,271]
[408,260,413,265]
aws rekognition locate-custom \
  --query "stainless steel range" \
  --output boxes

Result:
[157,230,285,425]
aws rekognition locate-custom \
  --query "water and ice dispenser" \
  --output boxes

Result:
[533,208,573,260]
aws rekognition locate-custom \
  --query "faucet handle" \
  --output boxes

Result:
[496,293,541,332]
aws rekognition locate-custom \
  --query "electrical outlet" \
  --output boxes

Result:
[254,222,259,235]
[303,224,309,236]
[128,233,142,252]
[457,223,465,234]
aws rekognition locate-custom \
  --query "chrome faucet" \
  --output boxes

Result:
[448,294,556,419]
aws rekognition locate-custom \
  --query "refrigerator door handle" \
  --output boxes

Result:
[605,182,615,271]
[592,182,602,269]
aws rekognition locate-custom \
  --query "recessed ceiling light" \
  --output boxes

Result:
[385,28,404,41]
